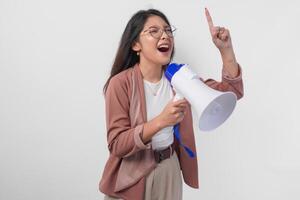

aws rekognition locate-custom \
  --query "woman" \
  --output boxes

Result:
[99,8,244,200]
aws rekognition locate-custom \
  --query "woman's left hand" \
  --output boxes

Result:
[204,7,239,77]
[205,7,233,52]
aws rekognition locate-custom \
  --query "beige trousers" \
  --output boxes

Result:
[104,152,182,200]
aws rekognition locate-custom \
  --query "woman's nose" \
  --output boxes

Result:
[160,30,170,39]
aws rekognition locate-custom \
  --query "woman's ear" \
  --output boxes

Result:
[132,41,141,52]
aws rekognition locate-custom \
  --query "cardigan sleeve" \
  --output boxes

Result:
[200,63,244,100]
[104,76,150,158]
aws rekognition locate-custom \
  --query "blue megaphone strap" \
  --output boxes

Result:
[173,123,195,158]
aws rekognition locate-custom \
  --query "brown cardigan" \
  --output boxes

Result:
[99,63,244,200]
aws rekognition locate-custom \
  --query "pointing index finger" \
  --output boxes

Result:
[205,7,214,32]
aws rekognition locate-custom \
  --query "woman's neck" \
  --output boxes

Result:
[138,60,163,83]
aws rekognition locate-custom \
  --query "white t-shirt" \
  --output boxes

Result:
[143,74,174,150]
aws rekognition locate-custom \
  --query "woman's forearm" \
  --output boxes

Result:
[220,48,239,77]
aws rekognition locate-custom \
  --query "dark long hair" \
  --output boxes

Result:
[102,9,175,94]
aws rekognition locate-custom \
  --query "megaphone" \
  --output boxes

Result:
[165,63,237,131]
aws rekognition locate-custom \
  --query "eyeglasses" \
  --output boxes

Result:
[141,25,177,39]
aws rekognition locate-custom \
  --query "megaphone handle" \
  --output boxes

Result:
[173,92,184,102]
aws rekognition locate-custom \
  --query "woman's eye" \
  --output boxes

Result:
[165,29,172,34]
[149,29,159,34]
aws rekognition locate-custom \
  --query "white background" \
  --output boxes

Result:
[1,0,300,199]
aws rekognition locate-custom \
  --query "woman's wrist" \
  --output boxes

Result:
[141,116,165,143]
[220,48,236,62]
[153,115,166,131]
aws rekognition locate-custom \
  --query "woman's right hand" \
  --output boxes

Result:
[141,98,190,143]
[158,98,190,128]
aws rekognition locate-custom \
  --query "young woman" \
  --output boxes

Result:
[99,8,244,200]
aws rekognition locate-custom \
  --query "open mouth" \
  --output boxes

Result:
[157,44,171,53]
[158,47,170,52]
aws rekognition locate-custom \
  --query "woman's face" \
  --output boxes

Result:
[133,15,174,66]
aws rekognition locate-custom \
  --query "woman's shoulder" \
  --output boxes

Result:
[107,67,134,94]
[112,67,134,82]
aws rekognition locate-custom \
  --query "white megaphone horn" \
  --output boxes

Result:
[165,63,237,131]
